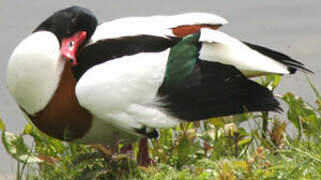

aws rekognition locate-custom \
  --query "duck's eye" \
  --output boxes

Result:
[68,41,75,47]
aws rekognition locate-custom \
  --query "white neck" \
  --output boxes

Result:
[7,31,65,115]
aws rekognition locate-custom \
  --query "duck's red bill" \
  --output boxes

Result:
[60,31,87,66]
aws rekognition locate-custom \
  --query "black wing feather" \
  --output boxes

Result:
[158,60,281,121]
[243,42,312,74]
[73,35,180,80]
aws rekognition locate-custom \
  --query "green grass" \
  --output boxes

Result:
[1,75,321,180]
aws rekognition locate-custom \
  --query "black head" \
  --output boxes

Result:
[34,6,98,65]
[34,6,98,43]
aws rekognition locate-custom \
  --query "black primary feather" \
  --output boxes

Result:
[243,42,313,74]
[158,60,282,121]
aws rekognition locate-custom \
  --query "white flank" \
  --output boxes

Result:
[89,12,227,44]
[199,28,290,76]
[76,50,179,135]
[6,31,65,115]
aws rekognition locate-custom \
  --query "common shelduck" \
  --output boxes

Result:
[7,6,311,165]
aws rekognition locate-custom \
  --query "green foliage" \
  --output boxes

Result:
[282,76,321,140]
[259,75,281,91]
[283,92,320,137]
[1,76,321,179]
[0,115,5,131]
[2,131,42,163]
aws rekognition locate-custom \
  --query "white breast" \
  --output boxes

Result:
[7,31,65,115]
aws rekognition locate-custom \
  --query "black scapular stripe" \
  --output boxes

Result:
[158,60,282,121]
[73,35,180,80]
[243,42,312,74]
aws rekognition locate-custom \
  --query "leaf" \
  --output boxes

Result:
[177,134,194,167]
[208,117,225,127]
[232,160,249,171]
[268,120,286,148]
[237,137,252,146]
[305,75,321,101]
[259,75,281,91]
[22,123,33,135]
[282,92,318,133]
[2,131,43,163]
[0,115,5,132]
[271,75,281,90]
[219,162,237,180]
[224,123,238,136]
